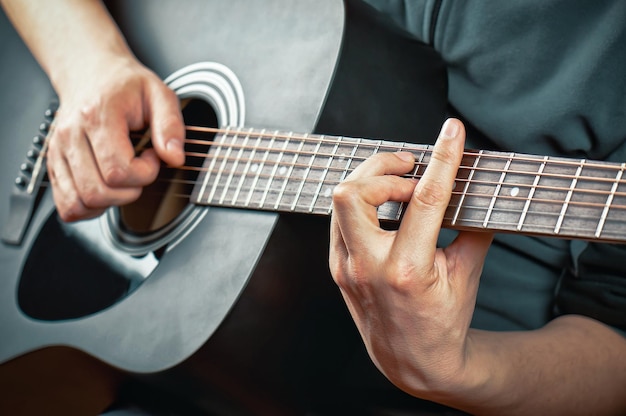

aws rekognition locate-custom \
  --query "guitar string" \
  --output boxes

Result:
[174,148,626,197]
[129,126,626,185]
[32,125,626,229]
[34,176,625,236]
[38,168,626,217]
[184,126,626,175]
[34,134,626,206]
[146,164,626,210]
[177,129,626,188]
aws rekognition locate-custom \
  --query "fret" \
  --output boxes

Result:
[308,136,339,213]
[274,135,309,210]
[218,130,246,204]
[291,134,320,211]
[517,156,548,231]
[186,127,626,244]
[405,146,429,220]
[452,150,483,226]
[377,143,429,222]
[265,133,292,208]
[254,130,280,208]
[483,153,514,228]
[596,163,625,238]
[230,128,259,207]
[294,134,339,213]
[206,131,238,204]
[197,129,229,204]
[444,151,505,230]
[603,164,626,241]
[554,159,585,235]
[337,137,361,182]
[560,158,623,239]
[401,144,429,221]
[443,151,540,233]
[325,137,361,215]
[519,156,579,235]
[273,132,301,210]
[243,129,272,207]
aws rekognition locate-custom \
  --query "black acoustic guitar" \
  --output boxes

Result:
[4,1,626,415]
[0,1,450,414]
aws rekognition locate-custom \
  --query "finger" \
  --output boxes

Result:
[394,118,466,261]
[47,141,104,222]
[446,230,494,284]
[332,153,418,261]
[333,151,416,221]
[346,151,416,181]
[49,125,145,221]
[329,175,414,289]
[146,83,185,167]
[65,131,144,208]
[84,101,160,188]
[329,213,349,283]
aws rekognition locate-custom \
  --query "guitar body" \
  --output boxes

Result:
[0,1,446,414]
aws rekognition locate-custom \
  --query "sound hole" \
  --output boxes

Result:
[120,98,217,234]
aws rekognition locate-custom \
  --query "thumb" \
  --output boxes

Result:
[148,83,186,167]
[448,230,494,282]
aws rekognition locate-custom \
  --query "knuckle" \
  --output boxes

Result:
[384,261,416,292]
[48,122,72,146]
[101,164,128,186]
[58,199,84,222]
[413,179,450,208]
[431,142,459,166]
[79,101,101,127]
[155,113,183,135]
[80,186,105,209]
[332,181,358,206]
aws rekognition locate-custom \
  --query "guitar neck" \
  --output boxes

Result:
[190,127,626,243]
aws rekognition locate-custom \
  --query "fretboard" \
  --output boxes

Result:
[189,127,626,243]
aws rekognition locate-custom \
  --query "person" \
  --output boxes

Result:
[330,1,626,415]
[2,0,625,415]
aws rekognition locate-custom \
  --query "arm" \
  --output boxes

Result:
[0,0,185,221]
[329,118,626,415]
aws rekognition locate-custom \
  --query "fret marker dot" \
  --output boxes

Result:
[279,166,287,175]
[324,187,333,198]
[510,187,520,197]
[251,164,259,173]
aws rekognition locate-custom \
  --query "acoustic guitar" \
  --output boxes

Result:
[0,1,450,414]
[3,1,625,415]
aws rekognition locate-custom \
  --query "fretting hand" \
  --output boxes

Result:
[329,118,494,395]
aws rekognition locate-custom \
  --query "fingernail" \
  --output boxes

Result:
[441,118,459,139]
[166,138,182,153]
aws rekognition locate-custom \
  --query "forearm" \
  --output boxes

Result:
[433,315,626,415]
[0,0,133,93]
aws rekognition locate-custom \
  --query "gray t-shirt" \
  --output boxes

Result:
[361,0,626,333]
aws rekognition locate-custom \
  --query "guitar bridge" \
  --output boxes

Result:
[1,100,57,245]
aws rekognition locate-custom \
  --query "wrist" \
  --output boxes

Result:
[401,330,498,409]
